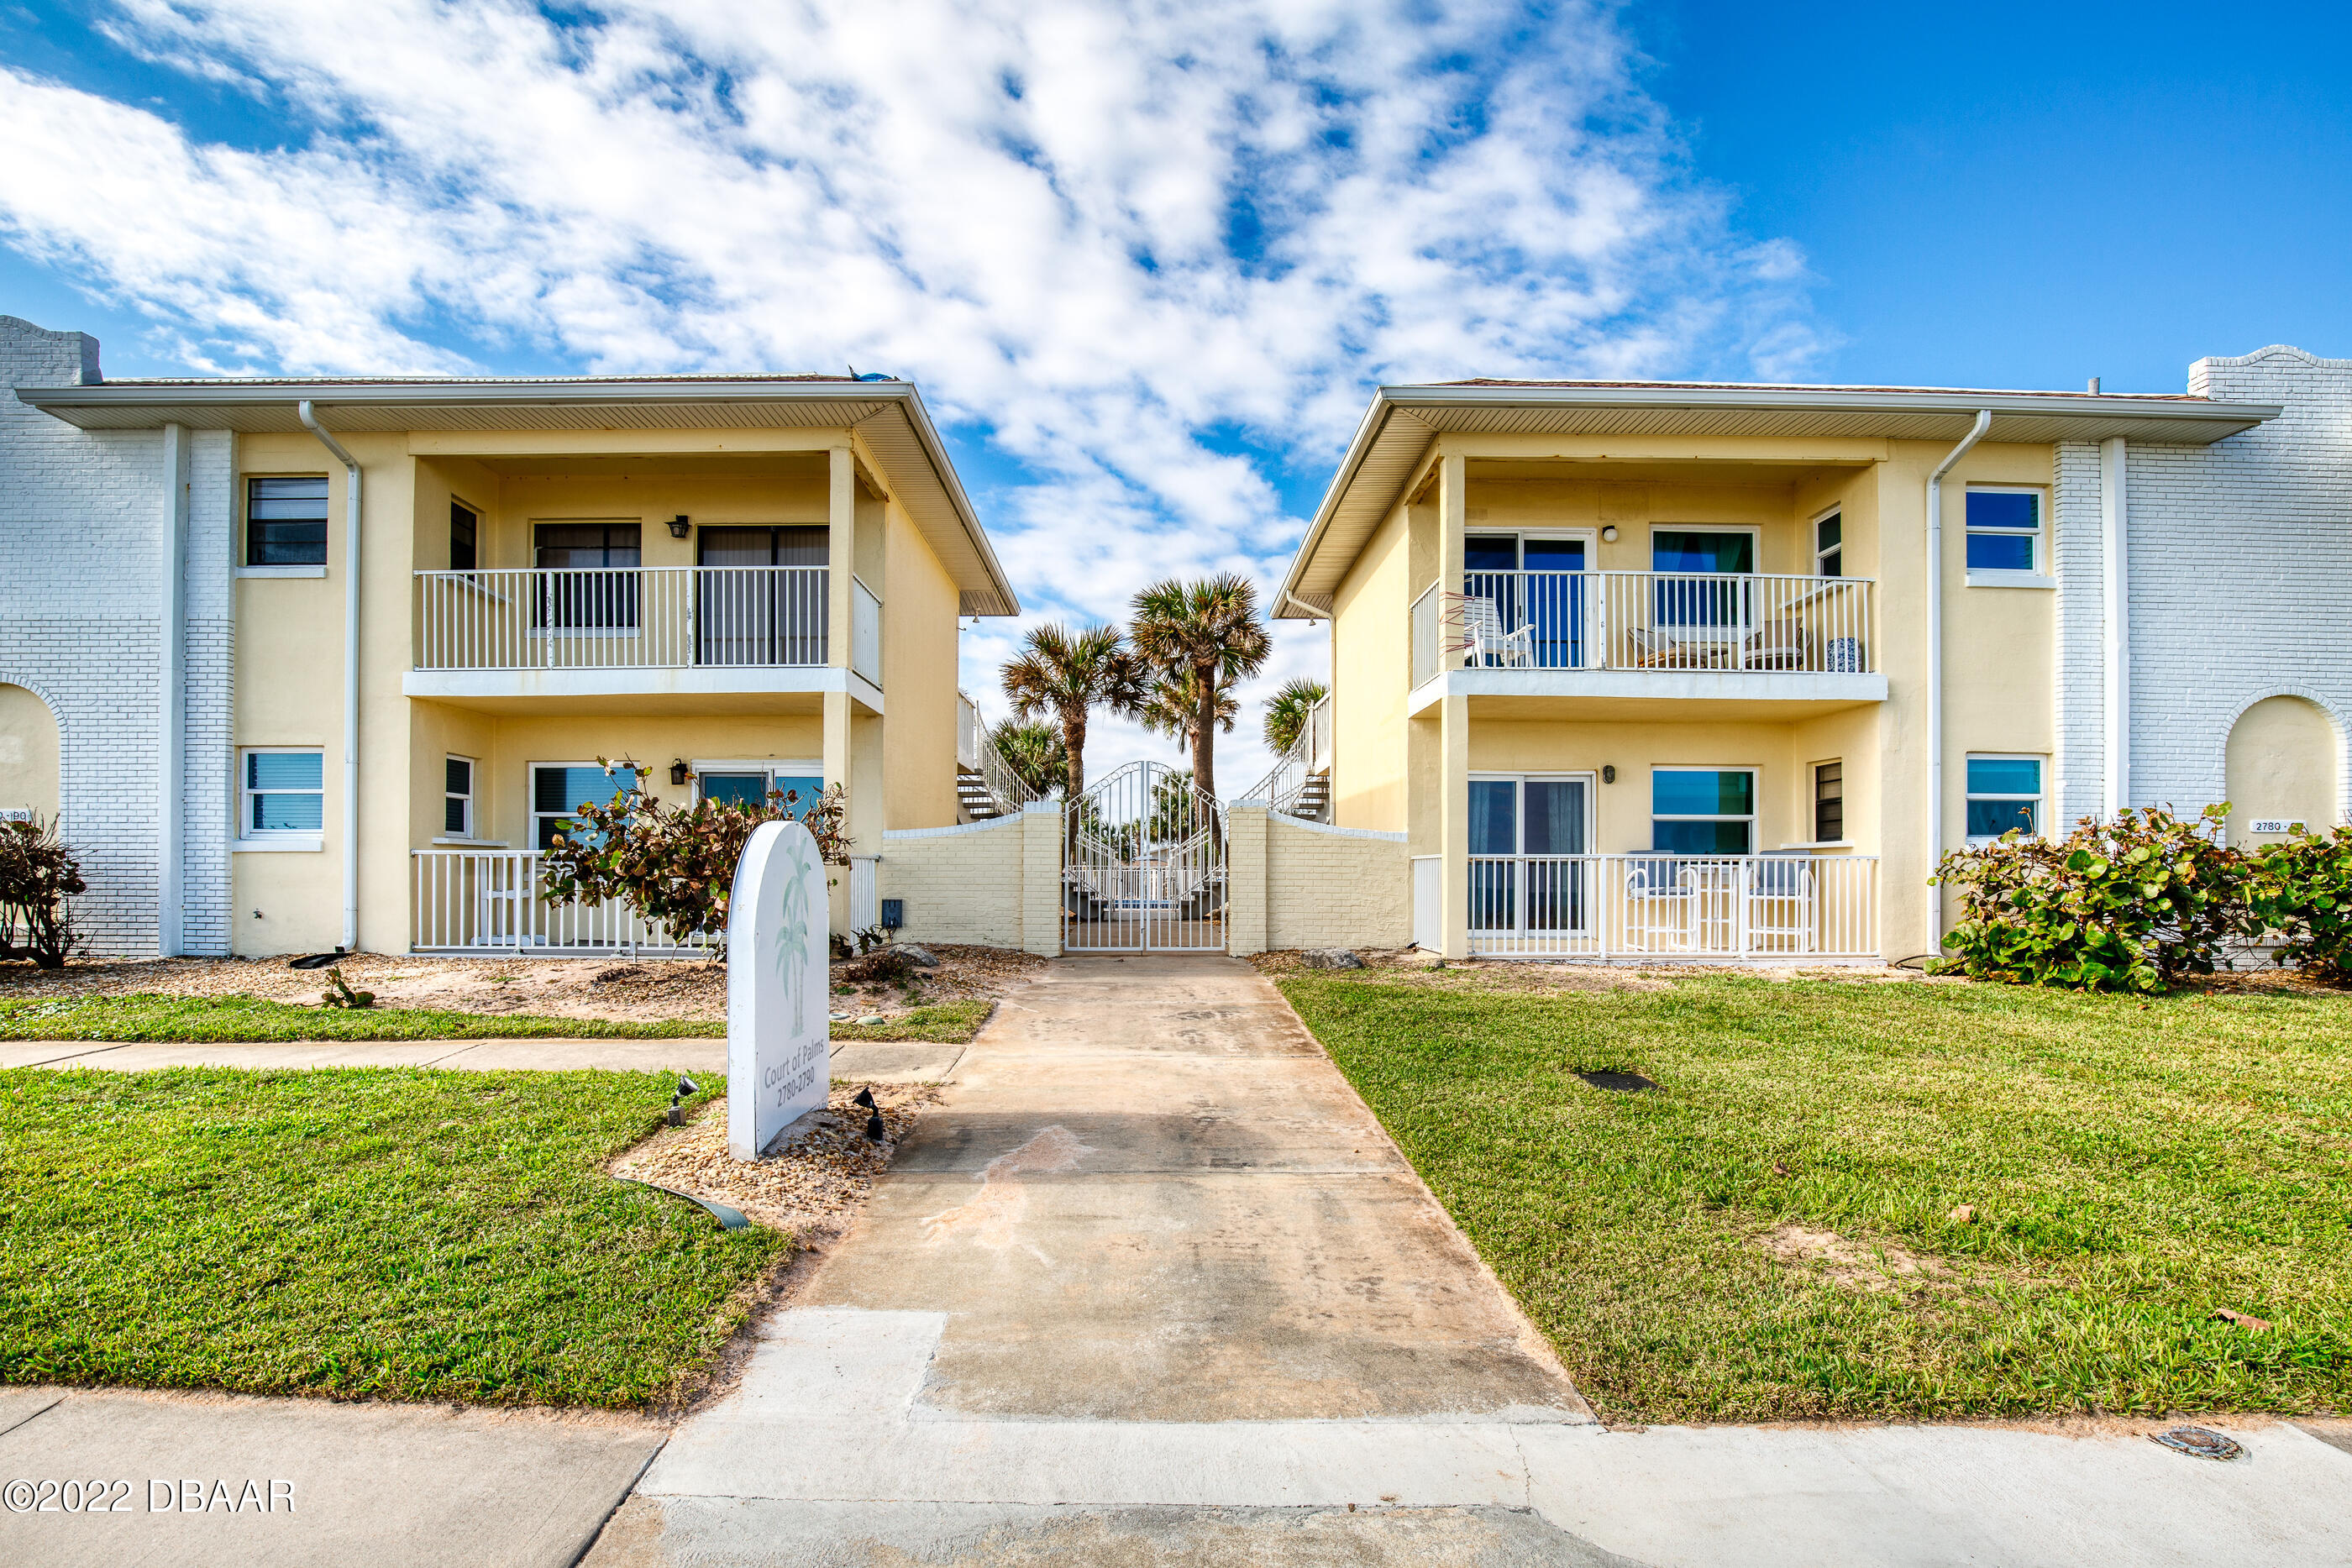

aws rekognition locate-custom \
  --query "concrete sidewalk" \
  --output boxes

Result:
[590,955,2352,1567]
[0,1385,662,1568]
[0,1036,962,1081]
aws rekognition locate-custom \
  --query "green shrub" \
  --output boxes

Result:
[1932,805,2249,992]
[2247,826,2352,982]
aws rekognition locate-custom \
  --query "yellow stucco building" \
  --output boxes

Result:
[11,352,1018,957]
[1274,375,2300,964]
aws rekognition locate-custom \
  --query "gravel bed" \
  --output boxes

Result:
[0,943,1047,1025]
[612,1082,941,1235]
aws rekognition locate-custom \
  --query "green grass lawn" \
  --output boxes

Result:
[0,1067,785,1406]
[0,993,994,1044]
[1278,970,2352,1424]
[0,994,725,1041]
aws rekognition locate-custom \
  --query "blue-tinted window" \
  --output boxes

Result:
[1463,535,1519,573]
[243,749,323,835]
[1652,769,1753,816]
[533,764,638,849]
[771,775,826,815]
[1467,779,1517,856]
[1651,530,1754,574]
[1965,490,2040,574]
[1653,819,1752,854]
[1966,757,2042,840]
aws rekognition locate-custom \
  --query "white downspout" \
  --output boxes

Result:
[1926,409,1992,909]
[2099,436,2129,816]
[297,401,361,954]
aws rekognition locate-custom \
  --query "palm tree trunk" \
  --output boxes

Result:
[1192,665,1216,800]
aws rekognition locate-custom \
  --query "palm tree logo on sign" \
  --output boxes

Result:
[727,819,830,1159]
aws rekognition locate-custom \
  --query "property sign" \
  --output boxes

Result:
[727,819,830,1160]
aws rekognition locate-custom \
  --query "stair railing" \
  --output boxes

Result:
[961,693,1045,818]
[1237,695,1331,820]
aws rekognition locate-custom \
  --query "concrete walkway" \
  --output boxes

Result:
[0,1036,961,1082]
[591,955,2352,1566]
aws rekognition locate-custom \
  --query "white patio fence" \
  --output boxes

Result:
[413,565,829,670]
[412,849,714,955]
[1462,852,1878,961]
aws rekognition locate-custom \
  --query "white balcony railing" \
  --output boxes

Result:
[850,575,883,687]
[413,566,828,671]
[1465,852,1878,961]
[1444,571,1872,675]
[412,849,715,955]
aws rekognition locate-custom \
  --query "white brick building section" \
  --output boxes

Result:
[1261,813,1411,952]
[2050,440,2107,831]
[877,814,1030,949]
[0,316,234,956]
[2125,347,2352,820]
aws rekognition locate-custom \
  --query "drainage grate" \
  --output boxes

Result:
[1577,1070,1657,1093]
[2150,1426,2244,1461]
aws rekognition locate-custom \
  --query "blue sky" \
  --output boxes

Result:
[0,1,2344,784]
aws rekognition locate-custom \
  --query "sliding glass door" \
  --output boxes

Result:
[1467,774,1593,935]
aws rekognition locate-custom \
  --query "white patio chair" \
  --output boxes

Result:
[1746,852,1817,954]
[1454,595,1535,669]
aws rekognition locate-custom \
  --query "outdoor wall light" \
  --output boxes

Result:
[669,758,691,786]
[668,515,691,538]
[1602,765,1617,784]
[1601,525,1619,542]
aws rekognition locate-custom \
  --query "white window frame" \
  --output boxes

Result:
[528,760,641,852]
[1467,772,1598,936]
[1649,765,1760,856]
[443,754,477,841]
[1962,485,2052,589]
[237,746,325,849]
[1812,507,1843,578]
[1964,753,2047,843]
[690,759,827,811]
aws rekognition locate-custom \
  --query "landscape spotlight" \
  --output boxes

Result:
[668,1075,698,1127]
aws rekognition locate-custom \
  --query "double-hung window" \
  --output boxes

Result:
[1966,756,2044,841]
[444,756,476,838]
[1814,511,1843,577]
[1813,761,1845,842]
[240,748,323,839]
[1965,488,2044,578]
[532,763,638,850]
[1651,768,1755,854]
[246,477,329,566]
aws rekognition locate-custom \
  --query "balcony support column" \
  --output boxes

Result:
[827,444,854,669]
[1438,691,1471,960]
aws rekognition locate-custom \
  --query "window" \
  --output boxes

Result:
[532,763,639,850]
[1965,488,2042,574]
[1813,760,1845,842]
[450,502,478,573]
[1814,511,1842,577]
[697,527,829,665]
[533,522,642,629]
[444,756,475,837]
[1651,768,1755,854]
[1461,532,1592,669]
[1651,530,1755,628]
[241,748,323,837]
[1966,756,2043,841]
[246,476,328,566]
[696,765,826,816]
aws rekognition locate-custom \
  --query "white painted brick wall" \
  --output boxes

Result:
[877,814,1027,947]
[2124,348,2352,819]
[2050,440,2106,829]
[0,316,233,956]
[1261,813,1411,952]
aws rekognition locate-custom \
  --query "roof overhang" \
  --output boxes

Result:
[1277,381,2281,616]
[18,377,1020,616]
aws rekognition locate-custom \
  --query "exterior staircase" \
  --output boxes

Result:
[1280,771,1332,823]
[958,766,1009,821]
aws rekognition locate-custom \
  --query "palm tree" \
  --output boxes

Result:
[1128,573,1271,800]
[1137,669,1238,762]
[1261,677,1328,756]
[988,718,1068,799]
[999,622,1142,805]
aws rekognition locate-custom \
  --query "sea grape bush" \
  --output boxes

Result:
[2245,825,2352,982]
[0,815,85,968]
[1931,805,2250,993]
[538,761,851,948]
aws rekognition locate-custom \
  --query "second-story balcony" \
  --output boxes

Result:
[1410,570,1885,714]
[408,566,882,711]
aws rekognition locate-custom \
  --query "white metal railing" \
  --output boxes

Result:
[1446,572,1872,674]
[957,690,983,768]
[1411,583,1442,688]
[1466,852,1877,961]
[956,690,1045,816]
[850,576,883,687]
[413,566,828,671]
[848,855,879,933]
[412,849,716,954]
[1239,695,1331,817]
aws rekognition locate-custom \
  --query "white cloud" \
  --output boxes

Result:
[0,0,1820,787]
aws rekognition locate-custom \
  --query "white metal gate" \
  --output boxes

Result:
[1063,761,1226,952]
